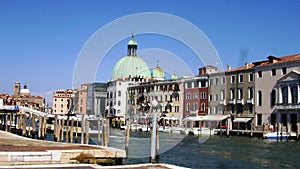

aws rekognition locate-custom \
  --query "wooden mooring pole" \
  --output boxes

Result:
[125,120,130,157]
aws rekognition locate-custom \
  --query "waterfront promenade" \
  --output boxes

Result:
[0,130,125,166]
[0,130,188,169]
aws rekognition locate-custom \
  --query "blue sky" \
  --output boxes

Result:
[1,0,300,103]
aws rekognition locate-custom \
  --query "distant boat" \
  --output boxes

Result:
[264,132,297,141]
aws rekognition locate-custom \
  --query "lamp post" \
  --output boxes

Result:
[150,98,158,163]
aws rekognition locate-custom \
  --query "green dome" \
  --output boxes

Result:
[111,56,151,80]
[111,34,151,81]
[151,65,165,80]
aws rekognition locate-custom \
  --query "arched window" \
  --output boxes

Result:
[282,86,288,104]
[258,91,262,106]
[271,89,276,106]
[118,91,121,97]
[193,102,198,111]
[186,103,190,111]
[201,103,205,111]
[292,86,298,104]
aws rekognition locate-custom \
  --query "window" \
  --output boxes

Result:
[215,94,218,101]
[282,86,288,104]
[282,67,287,75]
[221,90,225,100]
[118,91,121,97]
[292,86,298,104]
[209,94,213,101]
[54,99,57,102]
[257,114,262,126]
[231,75,236,84]
[193,102,198,111]
[215,107,218,114]
[238,88,243,99]
[249,73,253,82]
[175,106,179,112]
[271,69,276,76]
[54,104,56,108]
[239,74,244,83]
[186,93,191,100]
[215,78,219,85]
[248,87,253,99]
[118,101,121,106]
[201,103,205,111]
[61,104,63,108]
[200,92,206,99]
[61,99,63,101]
[209,79,213,86]
[200,81,206,87]
[258,91,262,106]
[258,71,262,78]
[222,77,226,84]
[193,92,198,99]
[271,89,276,106]
[230,89,235,100]
[186,103,190,111]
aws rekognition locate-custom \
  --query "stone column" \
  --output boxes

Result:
[277,112,281,132]
[297,84,300,103]
[288,85,292,104]
[278,86,282,104]
[287,113,291,134]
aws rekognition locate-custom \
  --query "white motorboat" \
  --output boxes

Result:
[264,131,297,141]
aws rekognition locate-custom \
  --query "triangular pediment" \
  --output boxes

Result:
[277,70,300,82]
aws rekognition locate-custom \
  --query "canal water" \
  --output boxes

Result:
[46,129,300,169]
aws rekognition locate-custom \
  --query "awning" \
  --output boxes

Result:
[205,115,229,121]
[233,117,252,123]
[183,115,228,122]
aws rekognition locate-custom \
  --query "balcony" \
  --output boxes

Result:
[275,104,300,110]
[229,99,236,105]
[247,98,254,104]
[219,100,226,105]
[237,99,244,105]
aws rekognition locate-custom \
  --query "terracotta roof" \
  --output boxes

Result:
[229,54,300,72]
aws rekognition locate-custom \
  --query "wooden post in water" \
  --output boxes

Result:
[125,120,130,157]
[32,115,36,138]
[66,117,70,143]
[54,115,58,141]
[155,122,159,161]
[75,118,79,143]
[84,119,89,144]
[61,118,65,142]
[43,116,47,139]
[70,118,74,143]
[22,114,27,136]
[106,119,110,146]
[97,115,101,145]
[57,118,61,142]
[41,117,45,139]
[226,116,230,138]
[81,115,85,144]
[296,122,299,141]
[38,116,42,139]
[18,114,22,130]
[101,117,105,146]
[5,112,8,132]
[9,112,12,132]
[150,113,157,163]
[27,114,31,137]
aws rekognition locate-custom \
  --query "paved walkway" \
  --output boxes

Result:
[0,130,102,152]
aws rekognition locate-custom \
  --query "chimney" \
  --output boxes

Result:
[245,63,249,69]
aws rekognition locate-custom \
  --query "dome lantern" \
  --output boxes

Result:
[127,34,137,56]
